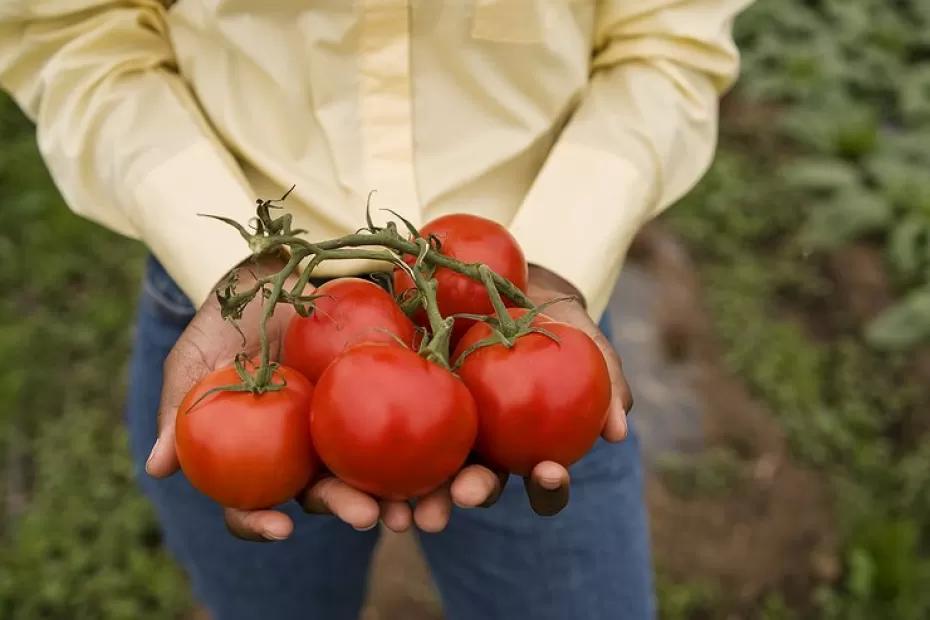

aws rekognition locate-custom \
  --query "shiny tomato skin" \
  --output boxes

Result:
[393,214,528,341]
[284,277,417,383]
[175,365,317,510]
[453,308,610,476]
[311,343,478,500]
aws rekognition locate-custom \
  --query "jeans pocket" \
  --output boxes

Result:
[141,255,196,326]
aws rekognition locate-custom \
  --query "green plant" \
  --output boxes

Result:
[655,2,930,615]
[736,0,930,351]
[0,96,189,619]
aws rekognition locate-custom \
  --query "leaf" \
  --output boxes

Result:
[381,208,420,239]
[846,547,876,602]
[800,188,891,249]
[900,65,930,124]
[888,215,930,279]
[780,157,861,193]
[779,98,878,158]
[866,141,930,213]
[865,289,930,351]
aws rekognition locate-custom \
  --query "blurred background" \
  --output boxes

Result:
[3,1,930,618]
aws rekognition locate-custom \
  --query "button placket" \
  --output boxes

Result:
[358,0,421,225]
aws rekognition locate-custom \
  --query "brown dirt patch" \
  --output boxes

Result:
[636,223,840,615]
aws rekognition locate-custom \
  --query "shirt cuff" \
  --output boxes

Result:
[131,140,258,307]
[509,142,653,320]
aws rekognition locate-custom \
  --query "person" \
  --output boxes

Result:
[0,1,748,618]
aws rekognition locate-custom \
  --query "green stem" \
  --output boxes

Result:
[255,252,302,387]
[210,205,537,388]
[479,264,517,336]
[393,239,453,367]
[288,248,315,298]
[270,233,533,309]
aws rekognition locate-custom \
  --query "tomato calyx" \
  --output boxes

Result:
[184,354,289,414]
[451,279,576,368]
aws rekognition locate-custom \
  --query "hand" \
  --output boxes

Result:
[446,265,632,516]
[146,260,629,537]
[144,257,427,540]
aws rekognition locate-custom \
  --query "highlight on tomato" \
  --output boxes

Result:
[283,277,417,382]
[453,308,611,477]
[310,343,478,500]
[175,364,318,510]
[393,213,528,341]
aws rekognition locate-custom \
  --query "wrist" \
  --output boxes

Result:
[527,264,587,309]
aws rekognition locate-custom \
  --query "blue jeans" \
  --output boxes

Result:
[126,256,655,620]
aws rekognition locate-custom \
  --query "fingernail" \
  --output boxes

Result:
[539,476,562,490]
[262,527,289,541]
[354,522,378,532]
[145,437,161,470]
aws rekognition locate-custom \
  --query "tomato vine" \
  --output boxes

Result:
[206,189,559,392]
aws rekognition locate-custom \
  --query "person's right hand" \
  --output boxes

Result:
[144,257,419,541]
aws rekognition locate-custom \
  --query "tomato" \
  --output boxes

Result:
[393,214,528,342]
[283,277,417,383]
[453,308,610,476]
[310,343,478,500]
[175,364,317,510]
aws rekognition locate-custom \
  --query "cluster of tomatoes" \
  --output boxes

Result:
[175,214,612,511]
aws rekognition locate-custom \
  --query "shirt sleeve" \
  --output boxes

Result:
[509,0,751,319]
[0,1,256,306]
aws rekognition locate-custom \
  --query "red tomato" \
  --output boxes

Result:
[393,214,528,342]
[175,364,317,510]
[311,343,478,500]
[283,277,417,382]
[453,308,610,476]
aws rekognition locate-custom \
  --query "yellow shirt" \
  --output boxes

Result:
[0,0,748,318]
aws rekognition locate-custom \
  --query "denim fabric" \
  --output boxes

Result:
[125,256,655,619]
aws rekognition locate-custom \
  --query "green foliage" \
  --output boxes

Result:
[737,0,930,350]
[656,572,721,620]
[815,518,930,620]
[866,290,930,350]
[0,97,189,618]
[660,0,930,616]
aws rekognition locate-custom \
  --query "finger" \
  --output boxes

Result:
[524,461,570,517]
[147,336,214,478]
[380,500,413,533]
[224,508,294,542]
[414,484,453,533]
[592,333,631,443]
[301,477,380,531]
[450,464,507,508]
[601,400,629,444]
[145,414,179,478]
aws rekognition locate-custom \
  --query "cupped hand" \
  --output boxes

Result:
[446,265,633,517]
[145,257,431,540]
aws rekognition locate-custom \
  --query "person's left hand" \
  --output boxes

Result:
[444,264,633,519]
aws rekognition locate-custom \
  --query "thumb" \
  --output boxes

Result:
[147,326,217,478]
[524,461,570,516]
